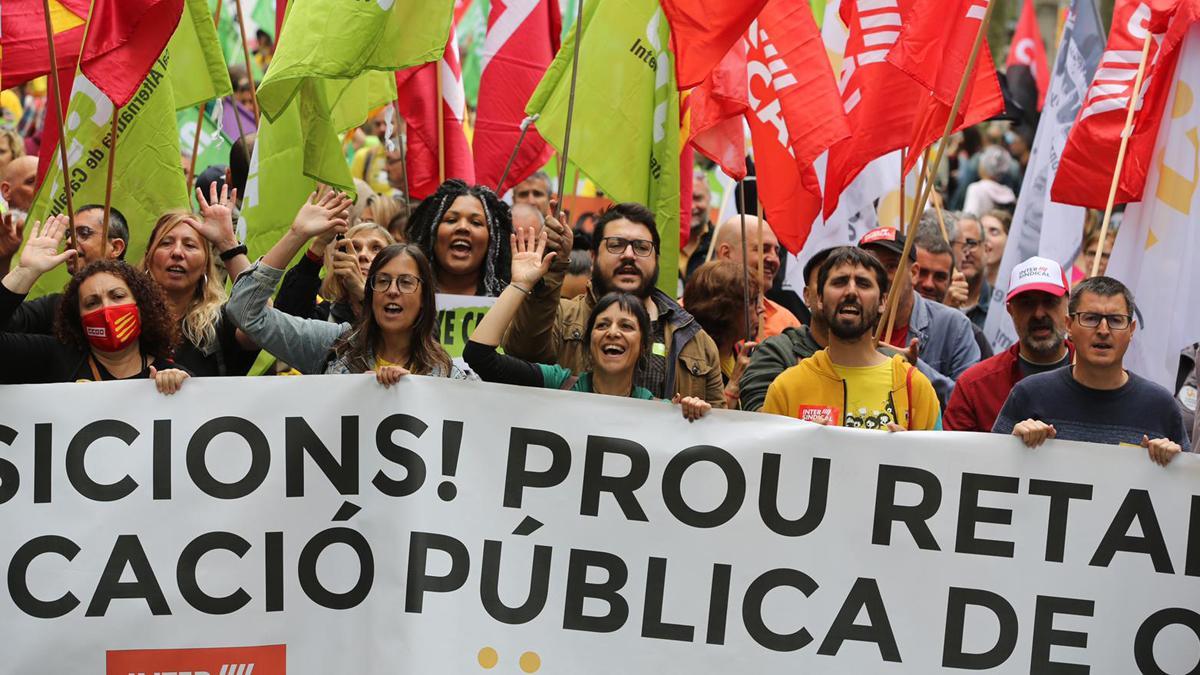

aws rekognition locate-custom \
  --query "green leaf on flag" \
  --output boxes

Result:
[527,0,681,294]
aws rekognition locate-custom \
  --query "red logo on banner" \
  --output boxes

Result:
[106,645,286,675]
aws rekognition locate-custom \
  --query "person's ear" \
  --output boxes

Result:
[109,238,127,260]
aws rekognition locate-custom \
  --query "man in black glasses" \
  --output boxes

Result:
[993,276,1191,465]
[945,212,990,329]
[503,202,724,406]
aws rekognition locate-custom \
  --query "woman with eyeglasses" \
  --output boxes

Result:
[227,191,469,383]
[404,179,512,296]
[463,226,711,421]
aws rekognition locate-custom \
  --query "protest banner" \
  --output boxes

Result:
[2,376,1199,673]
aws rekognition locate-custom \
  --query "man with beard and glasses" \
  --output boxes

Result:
[762,247,941,430]
[945,257,1074,431]
[994,276,1191,465]
[712,215,800,338]
[503,202,725,406]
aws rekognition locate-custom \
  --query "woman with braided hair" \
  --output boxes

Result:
[404,179,512,296]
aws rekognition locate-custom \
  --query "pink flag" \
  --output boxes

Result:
[473,0,562,194]
[396,25,476,200]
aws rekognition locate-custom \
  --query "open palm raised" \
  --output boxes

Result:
[509,225,555,288]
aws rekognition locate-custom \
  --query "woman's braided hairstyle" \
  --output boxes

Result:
[404,179,512,296]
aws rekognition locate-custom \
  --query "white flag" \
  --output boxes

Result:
[982,0,1105,352]
[1106,24,1200,390]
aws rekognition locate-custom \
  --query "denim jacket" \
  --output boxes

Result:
[909,293,982,400]
[228,261,470,379]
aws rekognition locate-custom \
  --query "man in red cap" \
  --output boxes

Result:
[945,256,1073,431]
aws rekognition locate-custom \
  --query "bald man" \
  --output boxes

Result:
[511,202,544,236]
[0,156,38,213]
[713,215,800,338]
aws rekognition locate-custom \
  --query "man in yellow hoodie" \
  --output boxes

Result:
[763,247,942,430]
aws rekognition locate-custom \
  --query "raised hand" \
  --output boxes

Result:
[17,215,76,276]
[541,198,573,270]
[509,225,555,288]
[290,190,353,240]
[330,238,365,303]
[0,212,26,263]
[944,269,969,308]
[195,182,240,251]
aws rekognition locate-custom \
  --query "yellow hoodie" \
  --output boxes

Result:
[762,349,942,430]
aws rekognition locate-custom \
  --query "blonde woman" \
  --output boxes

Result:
[363,192,403,240]
[138,184,260,375]
[0,128,24,175]
[275,221,395,324]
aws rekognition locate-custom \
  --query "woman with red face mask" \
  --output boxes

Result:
[0,216,188,392]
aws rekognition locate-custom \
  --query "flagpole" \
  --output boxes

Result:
[554,0,585,202]
[186,0,225,199]
[755,190,765,340]
[395,99,412,221]
[100,110,119,259]
[234,0,261,121]
[737,181,753,346]
[496,115,539,193]
[899,148,907,235]
[435,67,446,184]
[1091,32,1153,278]
[41,0,76,227]
[877,0,997,343]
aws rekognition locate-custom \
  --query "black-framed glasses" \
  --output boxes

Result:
[953,237,981,252]
[370,274,422,294]
[1071,312,1131,330]
[602,236,655,257]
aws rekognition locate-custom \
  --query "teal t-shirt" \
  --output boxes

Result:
[537,364,655,400]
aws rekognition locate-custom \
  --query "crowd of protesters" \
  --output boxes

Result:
[0,74,1195,462]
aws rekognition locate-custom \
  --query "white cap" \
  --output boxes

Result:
[1006,256,1069,302]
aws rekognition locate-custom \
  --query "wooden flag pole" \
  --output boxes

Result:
[100,110,119,259]
[899,148,908,236]
[554,0,586,201]
[186,0,225,198]
[233,0,261,121]
[1092,32,1153,278]
[879,151,914,343]
[876,0,997,342]
[737,182,754,346]
[435,67,446,184]
[41,0,76,226]
[755,190,765,340]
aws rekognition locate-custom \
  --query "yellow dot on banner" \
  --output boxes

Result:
[477,647,498,669]
[1172,81,1194,119]
[519,651,541,673]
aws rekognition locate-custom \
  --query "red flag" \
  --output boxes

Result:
[662,0,769,89]
[679,142,695,247]
[0,0,90,89]
[79,0,186,108]
[396,26,476,200]
[1051,0,1198,209]
[687,43,748,180]
[744,0,849,253]
[823,0,925,219]
[473,0,562,194]
[34,65,76,190]
[887,0,1004,175]
[1007,0,1051,111]
[276,0,287,39]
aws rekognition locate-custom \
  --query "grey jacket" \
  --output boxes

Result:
[228,261,469,378]
[908,293,982,396]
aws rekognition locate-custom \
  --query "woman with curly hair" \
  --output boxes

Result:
[0,216,189,392]
[228,191,471,383]
[139,183,260,376]
[404,178,512,296]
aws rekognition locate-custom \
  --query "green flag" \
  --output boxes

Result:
[28,53,190,297]
[168,0,233,110]
[251,0,276,40]
[527,0,680,294]
[257,0,452,119]
[178,107,232,176]
[236,101,315,263]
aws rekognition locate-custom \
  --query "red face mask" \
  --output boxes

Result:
[81,303,141,352]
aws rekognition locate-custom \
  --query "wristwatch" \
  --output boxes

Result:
[219,243,248,261]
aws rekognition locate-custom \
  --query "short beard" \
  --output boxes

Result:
[1021,325,1065,360]
[824,302,879,341]
[593,265,659,298]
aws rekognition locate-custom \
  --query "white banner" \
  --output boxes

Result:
[3,376,1199,674]
[982,0,1105,352]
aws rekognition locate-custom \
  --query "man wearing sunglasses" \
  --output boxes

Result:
[504,202,724,406]
[993,276,1191,465]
